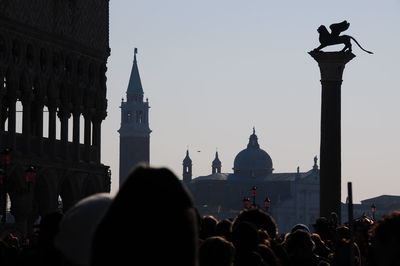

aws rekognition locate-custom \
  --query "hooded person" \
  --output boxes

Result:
[54,193,113,266]
[91,166,199,266]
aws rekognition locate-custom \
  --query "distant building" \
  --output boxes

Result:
[119,49,151,185]
[341,195,400,223]
[184,129,320,234]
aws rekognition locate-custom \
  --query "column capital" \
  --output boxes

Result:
[83,108,95,119]
[57,106,71,119]
[93,110,107,122]
[309,51,355,81]
[47,101,59,111]
[72,105,83,116]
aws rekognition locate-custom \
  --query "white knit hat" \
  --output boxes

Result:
[54,193,113,266]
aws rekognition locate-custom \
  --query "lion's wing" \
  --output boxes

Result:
[329,20,350,36]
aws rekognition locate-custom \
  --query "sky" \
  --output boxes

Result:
[104,1,400,203]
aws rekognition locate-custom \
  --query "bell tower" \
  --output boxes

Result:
[212,151,221,174]
[182,150,192,184]
[119,48,151,185]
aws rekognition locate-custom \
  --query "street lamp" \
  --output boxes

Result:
[371,203,376,221]
[264,197,271,212]
[251,186,257,207]
[242,197,251,209]
[1,148,11,224]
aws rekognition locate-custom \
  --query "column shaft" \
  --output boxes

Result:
[84,113,91,162]
[92,119,101,163]
[320,80,342,220]
[48,105,57,157]
[8,100,16,150]
[309,50,355,221]
[35,104,44,156]
[22,100,31,153]
[72,111,80,161]
[58,107,70,160]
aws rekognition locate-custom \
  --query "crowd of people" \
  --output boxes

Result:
[0,165,399,266]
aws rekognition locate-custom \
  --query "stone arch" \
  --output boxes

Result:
[82,173,99,198]
[59,172,78,212]
[7,164,35,219]
[35,168,60,216]
[59,171,87,212]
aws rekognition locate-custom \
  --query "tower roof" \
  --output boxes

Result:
[212,151,221,166]
[183,150,192,164]
[127,48,143,96]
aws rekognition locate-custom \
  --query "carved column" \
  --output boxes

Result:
[72,108,81,162]
[83,109,93,162]
[309,50,355,221]
[0,69,6,132]
[7,96,16,151]
[21,92,33,154]
[3,70,17,150]
[47,102,57,157]
[32,100,44,156]
[57,105,70,160]
[92,112,104,164]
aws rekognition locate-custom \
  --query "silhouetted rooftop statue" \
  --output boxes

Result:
[312,20,373,54]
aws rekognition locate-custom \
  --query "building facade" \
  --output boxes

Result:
[0,0,111,235]
[119,49,151,185]
[184,129,320,234]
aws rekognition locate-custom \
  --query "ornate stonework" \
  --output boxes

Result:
[0,0,110,236]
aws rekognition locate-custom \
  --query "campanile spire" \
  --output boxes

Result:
[119,48,151,185]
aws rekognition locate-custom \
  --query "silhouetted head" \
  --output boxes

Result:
[199,236,235,266]
[216,219,233,241]
[291,224,310,234]
[200,215,219,240]
[284,229,315,254]
[55,193,113,266]
[231,221,259,252]
[332,240,361,266]
[91,166,199,266]
[233,208,278,239]
[257,244,279,266]
[313,217,334,241]
[336,226,351,241]
[370,210,400,266]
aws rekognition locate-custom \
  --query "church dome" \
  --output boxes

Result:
[233,129,273,177]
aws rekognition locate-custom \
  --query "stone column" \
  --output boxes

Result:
[8,98,16,150]
[309,50,355,221]
[58,106,70,160]
[92,112,104,164]
[33,101,44,156]
[83,110,93,162]
[48,103,57,157]
[72,109,81,162]
[0,72,5,132]
[21,95,32,154]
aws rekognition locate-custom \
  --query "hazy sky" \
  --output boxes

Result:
[104,1,400,203]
